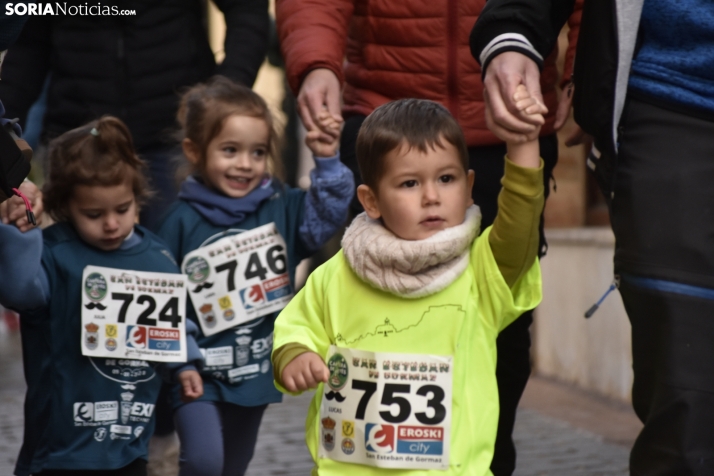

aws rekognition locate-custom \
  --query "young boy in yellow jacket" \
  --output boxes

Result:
[272,90,545,475]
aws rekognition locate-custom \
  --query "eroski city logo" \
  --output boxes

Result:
[126,326,147,349]
[239,284,265,309]
[365,423,395,454]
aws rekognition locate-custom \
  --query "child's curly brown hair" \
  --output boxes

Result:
[43,116,152,222]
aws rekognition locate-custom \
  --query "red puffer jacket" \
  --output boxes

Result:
[277,0,581,146]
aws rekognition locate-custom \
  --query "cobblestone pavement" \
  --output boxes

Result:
[244,393,629,476]
[245,392,314,476]
[512,409,628,476]
[0,331,630,476]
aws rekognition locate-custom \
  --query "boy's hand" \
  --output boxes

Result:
[0,181,43,232]
[282,351,329,392]
[512,84,546,128]
[504,85,546,168]
[177,369,204,403]
[305,110,341,158]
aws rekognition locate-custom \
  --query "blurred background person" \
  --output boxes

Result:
[0,0,268,229]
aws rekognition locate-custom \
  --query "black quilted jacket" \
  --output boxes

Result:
[0,0,268,151]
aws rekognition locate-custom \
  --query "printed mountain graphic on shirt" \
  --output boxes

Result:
[335,304,464,346]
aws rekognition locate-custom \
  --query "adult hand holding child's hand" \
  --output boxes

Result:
[282,351,329,392]
[305,110,342,158]
[483,52,546,143]
[298,68,343,143]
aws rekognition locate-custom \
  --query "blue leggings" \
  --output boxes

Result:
[175,401,268,476]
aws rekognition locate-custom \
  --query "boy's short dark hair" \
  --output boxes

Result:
[356,99,469,191]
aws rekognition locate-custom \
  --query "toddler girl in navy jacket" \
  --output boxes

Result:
[157,77,353,476]
[0,116,203,476]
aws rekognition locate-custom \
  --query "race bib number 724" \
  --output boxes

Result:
[80,266,188,363]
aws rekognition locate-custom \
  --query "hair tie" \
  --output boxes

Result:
[90,127,99,136]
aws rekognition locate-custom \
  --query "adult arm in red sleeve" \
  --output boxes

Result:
[276,0,354,134]
[276,0,354,96]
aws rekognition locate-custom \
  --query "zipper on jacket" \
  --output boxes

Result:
[446,0,459,120]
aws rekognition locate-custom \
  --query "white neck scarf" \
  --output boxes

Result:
[341,205,481,298]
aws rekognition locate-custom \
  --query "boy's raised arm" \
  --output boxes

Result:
[488,158,544,288]
[488,86,545,287]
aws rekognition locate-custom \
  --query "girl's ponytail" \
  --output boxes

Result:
[92,116,144,172]
[44,116,152,222]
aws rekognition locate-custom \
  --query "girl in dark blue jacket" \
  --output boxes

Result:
[157,77,353,476]
[0,116,204,476]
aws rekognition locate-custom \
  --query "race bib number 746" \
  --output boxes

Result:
[81,266,188,363]
[319,346,453,470]
[182,223,293,336]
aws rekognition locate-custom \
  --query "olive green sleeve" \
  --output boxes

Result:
[272,343,313,384]
[488,157,545,288]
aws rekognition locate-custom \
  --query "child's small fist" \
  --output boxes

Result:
[305,111,342,158]
[178,369,204,403]
[513,84,546,125]
[281,351,329,392]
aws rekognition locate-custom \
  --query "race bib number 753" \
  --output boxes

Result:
[318,346,452,470]
[81,266,188,363]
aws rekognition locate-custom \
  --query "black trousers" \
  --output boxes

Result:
[341,116,558,476]
[611,97,714,475]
